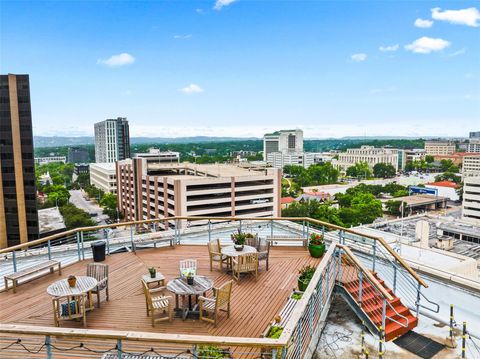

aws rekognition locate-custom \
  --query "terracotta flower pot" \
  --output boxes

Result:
[67,276,77,288]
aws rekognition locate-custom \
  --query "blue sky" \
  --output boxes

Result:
[1,0,479,138]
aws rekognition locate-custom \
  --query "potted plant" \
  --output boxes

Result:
[67,275,77,288]
[231,229,246,251]
[186,271,194,285]
[197,345,230,358]
[297,265,315,292]
[148,267,157,279]
[308,233,325,258]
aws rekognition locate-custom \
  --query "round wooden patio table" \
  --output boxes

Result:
[167,275,213,320]
[47,276,98,311]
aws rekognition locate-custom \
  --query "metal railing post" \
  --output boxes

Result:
[378,326,384,359]
[337,247,342,280]
[416,282,421,317]
[175,219,180,244]
[309,296,314,335]
[462,321,466,358]
[450,304,454,342]
[270,219,274,238]
[302,220,305,239]
[47,240,52,260]
[321,225,325,238]
[306,221,310,239]
[358,271,363,302]
[382,299,387,331]
[12,251,17,273]
[192,344,197,358]
[76,232,81,261]
[319,272,324,311]
[393,264,397,294]
[372,240,377,272]
[117,338,123,359]
[271,348,277,359]
[106,235,110,255]
[130,225,134,249]
[239,219,242,233]
[45,335,52,359]
[208,220,212,242]
[361,321,365,355]
[80,231,85,260]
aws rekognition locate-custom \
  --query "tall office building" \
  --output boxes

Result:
[67,146,89,163]
[263,129,303,161]
[467,131,480,153]
[0,74,39,249]
[94,117,130,163]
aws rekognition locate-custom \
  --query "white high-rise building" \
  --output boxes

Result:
[263,129,303,160]
[94,117,130,163]
[462,176,480,225]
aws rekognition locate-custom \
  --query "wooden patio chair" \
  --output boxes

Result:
[179,259,197,277]
[142,281,172,327]
[207,238,228,271]
[257,238,270,271]
[231,253,258,282]
[199,280,233,327]
[86,263,109,308]
[52,294,87,328]
[245,235,258,247]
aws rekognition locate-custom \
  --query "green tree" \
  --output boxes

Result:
[373,163,396,178]
[346,161,372,179]
[59,203,95,229]
[435,172,461,184]
[425,155,435,163]
[43,185,70,207]
[385,200,403,216]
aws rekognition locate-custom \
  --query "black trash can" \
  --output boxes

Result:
[91,241,106,262]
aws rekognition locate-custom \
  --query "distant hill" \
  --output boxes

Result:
[34,136,260,147]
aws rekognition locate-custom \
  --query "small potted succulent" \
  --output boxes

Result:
[231,229,246,251]
[308,233,325,258]
[67,275,77,288]
[148,267,157,279]
[297,265,316,292]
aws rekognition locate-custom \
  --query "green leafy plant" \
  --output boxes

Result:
[291,292,303,300]
[231,229,247,246]
[298,265,316,283]
[197,345,230,358]
[267,325,284,339]
[309,233,324,245]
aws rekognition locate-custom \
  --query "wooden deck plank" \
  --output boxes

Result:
[0,245,318,341]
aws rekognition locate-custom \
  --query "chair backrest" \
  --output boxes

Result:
[245,236,258,247]
[257,238,270,253]
[215,280,233,308]
[179,259,197,277]
[208,238,221,255]
[235,253,258,272]
[86,263,108,281]
[142,280,153,306]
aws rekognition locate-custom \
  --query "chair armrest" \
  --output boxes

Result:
[149,286,167,293]
[153,295,172,301]
[199,296,215,303]
[97,277,108,286]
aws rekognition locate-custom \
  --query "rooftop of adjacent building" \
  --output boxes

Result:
[38,207,66,234]
[90,162,116,171]
[391,194,448,206]
[263,129,302,136]
[144,162,278,179]
[426,181,460,189]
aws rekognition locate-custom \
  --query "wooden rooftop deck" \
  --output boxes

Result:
[0,245,319,339]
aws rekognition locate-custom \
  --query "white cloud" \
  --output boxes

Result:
[174,34,192,39]
[445,48,466,57]
[379,44,399,52]
[195,8,205,14]
[432,7,480,27]
[414,18,433,28]
[405,37,450,54]
[178,84,204,94]
[97,53,135,67]
[214,0,236,11]
[351,53,367,62]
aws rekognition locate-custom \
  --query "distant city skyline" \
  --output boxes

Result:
[1,1,479,138]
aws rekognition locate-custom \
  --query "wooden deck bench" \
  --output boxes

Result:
[267,235,307,248]
[132,232,174,253]
[102,353,191,359]
[261,291,302,337]
[4,260,61,293]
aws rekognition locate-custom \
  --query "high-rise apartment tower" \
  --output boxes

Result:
[0,74,39,249]
[94,117,130,163]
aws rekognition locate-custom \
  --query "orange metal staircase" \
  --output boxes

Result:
[342,273,418,341]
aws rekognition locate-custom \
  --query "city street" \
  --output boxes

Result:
[69,189,108,224]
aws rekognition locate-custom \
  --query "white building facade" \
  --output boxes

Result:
[267,152,315,169]
[334,146,400,173]
[463,154,480,175]
[462,175,480,225]
[263,129,303,161]
[424,141,456,156]
[89,163,117,194]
